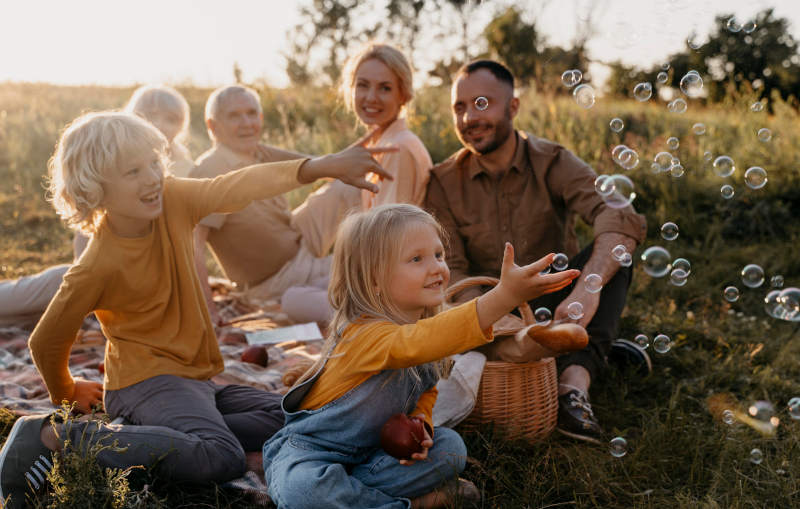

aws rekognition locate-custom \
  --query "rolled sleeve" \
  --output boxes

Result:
[592,206,647,244]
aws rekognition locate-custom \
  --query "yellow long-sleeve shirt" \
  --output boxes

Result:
[299,300,493,434]
[29,159,307,404]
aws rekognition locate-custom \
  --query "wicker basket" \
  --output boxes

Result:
[446,277,559,442]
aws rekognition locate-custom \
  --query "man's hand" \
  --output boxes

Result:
[399,414,433,466]
[554,285,600,328]
[297,128,397,192]
[72,378,104,415]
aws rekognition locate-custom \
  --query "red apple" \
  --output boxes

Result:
[380,413,425,460]
[241,345,269,367]
[98,362,105,374]
[219,332,247,345]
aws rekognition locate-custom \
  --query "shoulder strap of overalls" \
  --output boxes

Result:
[281,325,346,413]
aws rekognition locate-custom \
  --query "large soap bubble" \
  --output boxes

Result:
[641,246,671,278]
[634,83,653,101]
[573,84,595,108]
[721,185,734,199]
[713,156,735,178]
[610,118,624,132]
[727,17,742,32]
[595,175,616,196]
[661,222,679,240]
[654,152,674,172]
[741,264,764,288]
[618,149,639,170]
[657,72,668,83]
[601,175,636,209]
[745,167,767,189]
[562,69,583,88]
[765,290,786,319]
[680,72,703,97]
[667,137,679,150]
[778,288,800,321]
[758,128,772,142]
[673,258,691,275]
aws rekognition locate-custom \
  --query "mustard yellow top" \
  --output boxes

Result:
[299,300,493,434]
[29,159,307,404]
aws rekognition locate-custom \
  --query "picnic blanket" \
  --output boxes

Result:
[0,285,324,507]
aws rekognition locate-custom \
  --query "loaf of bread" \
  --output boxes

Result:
[526,324,589,354]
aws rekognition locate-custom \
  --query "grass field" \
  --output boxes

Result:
[1,81,800,508]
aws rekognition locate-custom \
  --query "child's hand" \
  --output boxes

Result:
[477,245,580,331]
[398,414,433,466]
[72,378,104,415]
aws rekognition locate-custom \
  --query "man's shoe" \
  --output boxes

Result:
[557,386,601,442]
[608,339,652,373]
[0,415,56,508]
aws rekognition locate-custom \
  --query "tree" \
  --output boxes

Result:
[483,7,542,86]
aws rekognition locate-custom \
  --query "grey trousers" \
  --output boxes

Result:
[60,375,284,483]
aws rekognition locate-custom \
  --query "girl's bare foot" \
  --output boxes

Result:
[409,479,480,508]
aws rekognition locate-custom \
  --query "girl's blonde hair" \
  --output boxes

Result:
[295,204,452,387]
[125,84,191,145]
[340,42,414,123]
[46,112,168,234]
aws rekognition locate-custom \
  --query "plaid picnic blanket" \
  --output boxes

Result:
[0,290,323,507]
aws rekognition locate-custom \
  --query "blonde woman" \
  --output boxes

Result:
[341,42,433,208]
[125,84,195,178]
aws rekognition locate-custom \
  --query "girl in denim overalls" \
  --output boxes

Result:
[263,204,580,509]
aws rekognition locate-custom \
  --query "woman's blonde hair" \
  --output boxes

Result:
[295,204,452,387]
[125,84,191,145]
[46,112,168,234]
[340,42,414,123]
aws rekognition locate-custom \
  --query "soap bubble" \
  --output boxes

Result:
[661,61,670,70]
[635,334,649,348]
[692,123,706,135]
[574,84,595,108]
[671,269,688,286]
[749,401,774,422]
[750,449,763,464]
[567,302,584,320]
[650,163,660,174]
[535,307,552,326]
[641,246,671,278]
[539,265,551,275]
[595,175,616,196]
[655,152,674,171]
[687,70,700,77]
[610,118,624,132]
[661,222,679,240]
[634,83,653,101]
[475,97,488,110]
[671,98,688,113]
[703,151,713,162]
[741,264,765,288]
[727,17,742,32]
[680,73,703,97]
[552,253,569,271]
[778,288,800,320]
[657,72,668,83]
[653,334,670,353]
[612,244,627,261]
[610,437,628,457]
[671,165,684,178]
[788,398,800,420]
[745,167,767,189]
[620,252,632,267]
[765,290,786,319]
[771,276,784,288]
[751,102,763,112]
[687,33,704,49]
[601,175,636,209]
[757,128,771,142]
[584,274,603,293]
[722,410,734,424]
[724,286,740,302]
[619,149,639,170]
[713,156,736,178]
[577,5,592,22]
[612,144,629,163]
[562,70,582,88]
[672,156,680,166]
[743,19,757,33]
[667,137,679,150]
[721,185,734,199]
[673,258,691,275]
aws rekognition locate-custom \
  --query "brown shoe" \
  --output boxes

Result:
[527,323,589,355]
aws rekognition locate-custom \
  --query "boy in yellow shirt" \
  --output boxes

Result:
[0,111,393,508]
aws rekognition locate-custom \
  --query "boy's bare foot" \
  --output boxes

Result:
[409,479,481,508]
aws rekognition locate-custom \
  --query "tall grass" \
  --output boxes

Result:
[1,82,800,507]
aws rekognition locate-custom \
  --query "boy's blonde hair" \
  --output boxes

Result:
[295,204,452,387]
[340,42,414,123]
[47,112,168,234]
[125,84,191,145]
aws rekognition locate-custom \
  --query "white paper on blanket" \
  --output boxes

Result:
[245,322,323,345]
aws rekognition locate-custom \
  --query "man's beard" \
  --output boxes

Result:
[459,111,514,156]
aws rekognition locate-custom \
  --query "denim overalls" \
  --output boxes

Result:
[263,334,467,509]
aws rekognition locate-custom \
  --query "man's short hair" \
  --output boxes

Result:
[454,60,515,93]
[205,85,263,122]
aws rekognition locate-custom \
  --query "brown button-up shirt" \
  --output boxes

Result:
[425,131,647,286]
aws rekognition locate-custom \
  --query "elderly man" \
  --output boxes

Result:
[425,60,649,440]
[191,85,366,325]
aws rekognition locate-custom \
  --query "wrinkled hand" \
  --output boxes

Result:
[554,285,600,328]
[71,378,104,415]
[399,414,433,466]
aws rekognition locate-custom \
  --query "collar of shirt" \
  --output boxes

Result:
[214,142,264,170]
[467,130,528,180]
[371,117,407,147]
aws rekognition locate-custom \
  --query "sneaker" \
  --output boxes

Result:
[608,339,652,374]
[557,386,602,441]
[0,415,56,508]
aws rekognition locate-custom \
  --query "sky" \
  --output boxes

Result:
[0,0,797,89]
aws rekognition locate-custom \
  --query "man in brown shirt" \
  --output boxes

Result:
[426,60,648,439]
[191,85,365,325]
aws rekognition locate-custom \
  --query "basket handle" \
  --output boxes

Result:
[444,276,535,326]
